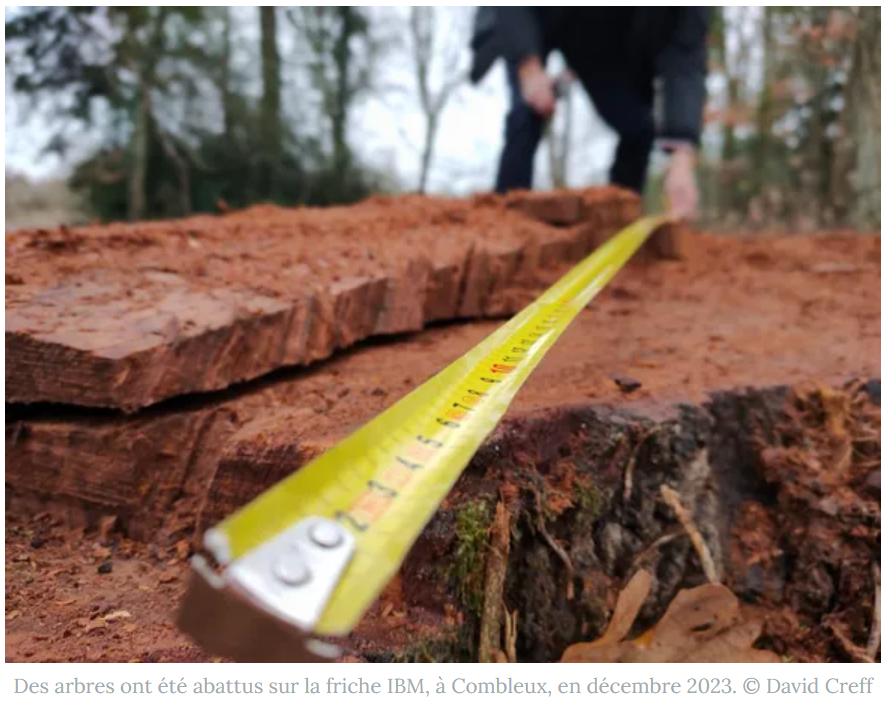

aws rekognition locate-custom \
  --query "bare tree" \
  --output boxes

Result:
[753,6,775,195]
[408,6,470,193]
[124,8,171,220]
[220,7,235,138]
[288,7,375,198]
[844,6,880,229]
[259,7,282,196]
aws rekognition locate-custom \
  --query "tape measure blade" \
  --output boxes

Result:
[211,216,664,635]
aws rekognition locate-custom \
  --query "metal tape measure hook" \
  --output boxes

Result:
[178,517,355,662]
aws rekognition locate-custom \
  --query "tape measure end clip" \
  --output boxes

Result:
[178,518,355,662]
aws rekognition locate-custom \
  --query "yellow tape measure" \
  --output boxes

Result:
[189,215,666,646]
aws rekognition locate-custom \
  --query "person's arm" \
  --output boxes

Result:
[657,7,710,147]
[493,7,544,64]
[656,8,711,219]
[494,7,556,116]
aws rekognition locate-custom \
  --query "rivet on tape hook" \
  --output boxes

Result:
[178,517,355,662]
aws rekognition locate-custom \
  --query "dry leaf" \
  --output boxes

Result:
[596,569,653,646]
[561,570,652,662]
[561,570,781,663]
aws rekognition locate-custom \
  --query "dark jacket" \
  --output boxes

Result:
[470,7,711,145]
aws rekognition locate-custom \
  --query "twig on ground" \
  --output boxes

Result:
[630,528,685,572]
[624,429,657,502]
[867,562,881,661]
[503,605,518,663]
[533,488,575,600]
[605,434,629,476]
[660,485,719,584]
[827,620,873,663]
[479,503,511,663]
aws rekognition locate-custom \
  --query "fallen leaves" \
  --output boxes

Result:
[561,570,781,663]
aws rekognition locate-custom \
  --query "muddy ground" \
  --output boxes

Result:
[5,190,881,663]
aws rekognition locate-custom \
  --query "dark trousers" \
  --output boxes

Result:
[495,57,655,194]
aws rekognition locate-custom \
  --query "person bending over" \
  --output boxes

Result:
[471,7,711,220]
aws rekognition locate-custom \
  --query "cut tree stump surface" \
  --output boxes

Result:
[6,228,879,543]
[4,381,880,663]
[6,188,638,411]
[4,193,881,663]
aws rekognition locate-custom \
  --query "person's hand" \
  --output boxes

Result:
[518,56,556,117]
[664,145,699,221]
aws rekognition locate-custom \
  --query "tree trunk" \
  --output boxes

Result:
[259,6,281,196]
[331,7,356,190]
[546,84,573,189]
[716,10,737,165]
[849,6,881,229]
[126,9,168,221]
[753,7,774,209]
[411,6,434,193]
[128,82,150,221]
[418,113,438,194]
[221,7,235,139]
[714,8,739,221]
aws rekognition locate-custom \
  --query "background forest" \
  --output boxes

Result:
[4,6,881,230]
